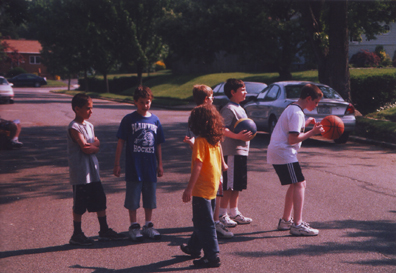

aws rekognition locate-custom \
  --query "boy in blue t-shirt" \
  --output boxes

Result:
[114,86,165,241]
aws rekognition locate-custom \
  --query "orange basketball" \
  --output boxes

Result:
[320,115,345,140]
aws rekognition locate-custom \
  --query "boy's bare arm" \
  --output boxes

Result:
[113,139,125,177]
[224,128,252,142]
[156,144,163,177]
[182,159,202,203]
[288,123,324,145]
[69,128,99,154]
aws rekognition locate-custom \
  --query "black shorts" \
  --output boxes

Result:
[273,162,305,185]
[223,155,247,191]
[72,182,107,215]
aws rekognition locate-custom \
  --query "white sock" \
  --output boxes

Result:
[229,207,238,217]
[130,221,139,226]
[145,221,152,227]
[219,208,228,217]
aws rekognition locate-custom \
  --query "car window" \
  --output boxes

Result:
[27,75,35,79]
[286,85,303,98]
[0,78,6,84]
[263,85,280,101]
[257,86,270,99]
[318,86,342,99]
[285,85,343,99]
[245,83,267,94]
[213,83,224,94]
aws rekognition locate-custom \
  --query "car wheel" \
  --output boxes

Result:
[334,131,350,144]
[269,116,277,135]
[34,82,41,87]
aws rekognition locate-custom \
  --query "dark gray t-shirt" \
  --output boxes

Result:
[220,101,250,156]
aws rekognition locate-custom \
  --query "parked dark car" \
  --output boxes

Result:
[212,81,267,110]
[8,73,47,87]
[244,81,356,143]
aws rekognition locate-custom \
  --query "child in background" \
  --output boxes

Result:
[181,104,224,268]
[114,86,165,241]
[67,93,125,246]
[183,85,233,239]
[267,84,324,236]
[219,79,253,228]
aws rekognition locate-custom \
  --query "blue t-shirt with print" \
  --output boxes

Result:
[116,111,165,182]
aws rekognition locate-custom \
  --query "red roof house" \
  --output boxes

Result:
[0,39,50,78]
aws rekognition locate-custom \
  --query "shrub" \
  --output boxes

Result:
[78,76,140,94]
[375,45,392,67]
[6,67,26,78]
[155,61,166,71]
[355,116,396,144]
[350,72,396,115]
[350,50,381,67]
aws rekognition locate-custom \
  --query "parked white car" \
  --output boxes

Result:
[244,81,356,143]
[0,76,14,104]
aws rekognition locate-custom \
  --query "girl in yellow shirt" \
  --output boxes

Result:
[181,104,224,268]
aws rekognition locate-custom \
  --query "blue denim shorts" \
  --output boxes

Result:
[124,181,157,210]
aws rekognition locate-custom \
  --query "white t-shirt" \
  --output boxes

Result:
[267,104,305,164]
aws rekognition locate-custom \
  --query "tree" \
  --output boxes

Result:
[299,0,396,101]
[161,0,308,80]
[116,0,170,85]
[0,0,29,39]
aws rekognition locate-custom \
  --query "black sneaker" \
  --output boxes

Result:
[180,244,201,258]
[98,228,128,241]
[69,232,94,246]
[193,257,221,268]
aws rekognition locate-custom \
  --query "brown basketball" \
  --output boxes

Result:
[320,115,345,140]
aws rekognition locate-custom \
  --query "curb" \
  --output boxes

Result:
[349,135,396,150]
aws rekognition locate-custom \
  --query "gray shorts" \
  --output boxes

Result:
[124,181,157,210]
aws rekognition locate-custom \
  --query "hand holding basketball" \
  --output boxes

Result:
[234,118,257,141]
[320,115,345,140]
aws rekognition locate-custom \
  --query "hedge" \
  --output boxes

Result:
[350,71,396,115]
[77,76,140,94]
[355,116,396,144]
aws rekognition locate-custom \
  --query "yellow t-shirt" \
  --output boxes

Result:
[191,137,222,200]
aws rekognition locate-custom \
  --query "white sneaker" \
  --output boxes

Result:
[128,223,143,241]
[290,222,319,236]
[215,221,234,238]
[142,222,161,240]
[277,218,293,230]
[230,214,252,224]
[219,214,237,227]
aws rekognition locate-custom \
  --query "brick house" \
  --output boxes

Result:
[0,39,50,78]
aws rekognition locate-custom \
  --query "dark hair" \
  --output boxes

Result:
[189,104,224,146]
[193,84,213,105]
[300,84,323,100]
[134,86,154,101]
[72,93,91,112]
[224,78,245,99]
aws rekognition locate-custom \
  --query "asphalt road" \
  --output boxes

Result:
[0,87,395,272]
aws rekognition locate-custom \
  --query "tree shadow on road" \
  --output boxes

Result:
[0,121,194,204]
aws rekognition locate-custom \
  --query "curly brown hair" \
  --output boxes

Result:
[189,104,224,146]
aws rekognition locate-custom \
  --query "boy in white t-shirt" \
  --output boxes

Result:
[267,84,324,236]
